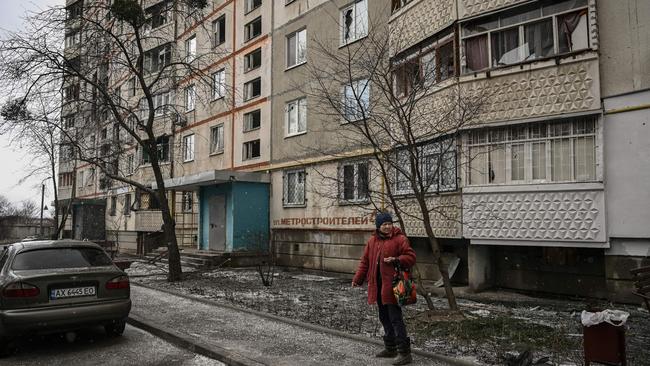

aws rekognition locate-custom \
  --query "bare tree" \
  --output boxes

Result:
[0,0,223,281]
[298,12,490,311]
[1,95,76,239]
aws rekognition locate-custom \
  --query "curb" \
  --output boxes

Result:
[130,283,479,366]
[127,313,267,366]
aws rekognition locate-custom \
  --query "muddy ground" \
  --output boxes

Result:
[127,262,650,365]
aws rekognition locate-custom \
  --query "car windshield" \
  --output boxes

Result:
[12,248,113,270]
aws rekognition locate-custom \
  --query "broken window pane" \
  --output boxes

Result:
[558,10,589,53]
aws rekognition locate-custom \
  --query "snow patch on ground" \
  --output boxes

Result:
[131,266,650,366]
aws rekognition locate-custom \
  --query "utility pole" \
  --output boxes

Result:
[40,183,45,238]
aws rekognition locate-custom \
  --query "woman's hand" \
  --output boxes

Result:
[383,256,397,263]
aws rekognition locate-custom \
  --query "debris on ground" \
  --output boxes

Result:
[127,265,650,365]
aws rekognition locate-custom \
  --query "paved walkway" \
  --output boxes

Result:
[129,284,468,366]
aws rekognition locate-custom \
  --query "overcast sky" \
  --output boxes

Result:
[0,0,63,211]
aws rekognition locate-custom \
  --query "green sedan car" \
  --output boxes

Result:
[0,240,131,354]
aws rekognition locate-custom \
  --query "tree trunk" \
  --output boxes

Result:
[427,235,459,310]
[158,189,182,282]
[413,264,436,310]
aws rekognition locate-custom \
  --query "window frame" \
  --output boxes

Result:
[182,134,195,162]
[244,0,262,14]
[460,0,590,73]
[181,191,194,212]
[212,15,226,48]
[212,69,226,100]
[242,139,261,160]
[283,169,306,207]
[394,139,458,195]
[244,48,262,72]
[285,97,307,137]
[185,35,197,62]
[243,109,261,132]
[244,16,262,42]
[342,79,370,122]
[210,124,225,155]
[338,160,370,204]
[467,117,598,186]
[286,28,307,69]
[185,84,196,112]
[243,78,262,101]
[340,0,368,46]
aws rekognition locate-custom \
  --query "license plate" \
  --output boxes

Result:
[50,286,96,300]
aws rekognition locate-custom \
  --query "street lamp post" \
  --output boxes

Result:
[40,183,45,238]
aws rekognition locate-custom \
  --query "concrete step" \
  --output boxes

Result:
[143,253,215,269]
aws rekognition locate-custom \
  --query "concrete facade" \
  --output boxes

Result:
[598,0,650,302]
[56,0,649,301]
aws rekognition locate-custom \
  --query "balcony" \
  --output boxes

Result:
[134,210,164,232]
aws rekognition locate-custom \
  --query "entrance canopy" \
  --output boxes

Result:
[153,170,270,191]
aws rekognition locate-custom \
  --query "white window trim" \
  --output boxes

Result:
[285,97,307,137]
[186,35,197,61]
[286,28,307,69]
[183,134,195,162]
[209,124,225,155]
[466,118,598,186]
[459,1,590,73]
[212,69,226,100]
[185,85,196,112]
[340,0,368,46]
[342,79,370,123]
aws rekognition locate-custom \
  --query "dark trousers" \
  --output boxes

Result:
[377,270,408,346]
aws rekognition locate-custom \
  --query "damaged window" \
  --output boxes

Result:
[340,0,368,45]
[392,32,455,97]
[461,0,589,73]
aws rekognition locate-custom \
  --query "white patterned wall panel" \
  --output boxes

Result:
[458,0,527,18]
[463,59,600,123]
[389,0,455,54]
[398,195,462,238]
[463,190,605,243]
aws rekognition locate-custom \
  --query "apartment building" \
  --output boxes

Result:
[270,0,394,274]
[269,0,649,300]
[597,0,650,300]
[59,0,273,254]
[58,0,647,299]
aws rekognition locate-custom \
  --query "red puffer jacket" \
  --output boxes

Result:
[352,227,416,305]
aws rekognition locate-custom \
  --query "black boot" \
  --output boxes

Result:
[392,338,412,365]
[375,336,397,358]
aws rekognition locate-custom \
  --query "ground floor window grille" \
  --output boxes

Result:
[283,169,306,206]
[181,191,193,212]
[339,161,369,203]
[468,116,597,185]
[395,138,457,194]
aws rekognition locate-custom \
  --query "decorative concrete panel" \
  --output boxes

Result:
[464,59,600,123]
[458,0,527,19]
[389,0,455,54]
[463,189,605,243]
[134,210,164,232]
[398,194,462,238]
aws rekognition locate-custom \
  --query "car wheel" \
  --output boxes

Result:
[104,319,126,337]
